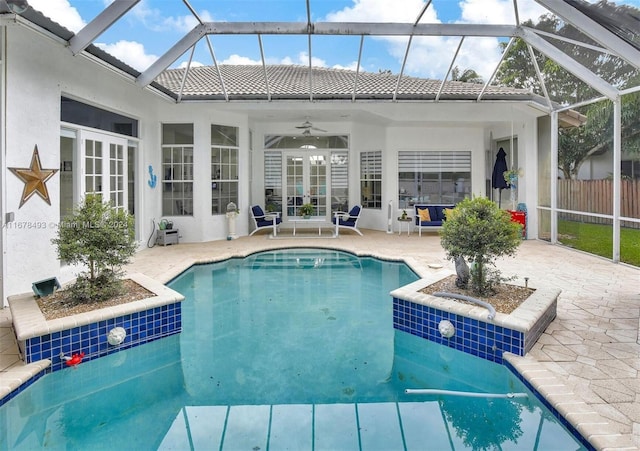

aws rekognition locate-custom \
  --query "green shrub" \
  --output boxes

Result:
[51,195,137,302]
[440,197,522,295]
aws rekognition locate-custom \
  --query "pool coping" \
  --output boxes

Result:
[503,354,612,450]
[390,269,560,335]
[9,273,183,343]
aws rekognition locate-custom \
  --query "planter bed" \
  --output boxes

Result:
[8,273,184,373]
[390,270,559,363]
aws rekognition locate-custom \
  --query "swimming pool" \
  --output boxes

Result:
[0,249,588,449]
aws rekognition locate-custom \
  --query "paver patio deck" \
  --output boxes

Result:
[1,231,639,450]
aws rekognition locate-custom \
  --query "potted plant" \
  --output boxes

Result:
[300,203,315,219]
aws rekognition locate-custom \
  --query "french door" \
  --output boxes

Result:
[79,130,128,209]
[284,151,329,220]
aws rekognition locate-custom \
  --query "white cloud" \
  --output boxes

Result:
[451,0,547,81]
[332,61,360,71]
[325,0,434,22]
[514,0,553,23]
[202,53,357,71]
[177,60,204,68]
[459,0,546,24]
[279,52,328,67]
[28,0,85,32]
[95,41,158,72]
[459,0,515,23]
[322,0,537,80]
[131,0,214,33]
[323,0,449,78]
[220,55,262,65]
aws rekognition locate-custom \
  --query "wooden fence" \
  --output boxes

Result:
[557,179,640,228]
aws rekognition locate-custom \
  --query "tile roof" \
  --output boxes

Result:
[155,64,538,102]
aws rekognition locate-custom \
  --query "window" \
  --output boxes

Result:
[264,152,282,214]
[331,151,349,213]
[61,97,138,138]
[162,124,194,216]
[398,151,471,208]
[109,142,126,209]
[80,130,128,210]
[360,151,382,209]
[211,124,239,214]
[84,139,103,197]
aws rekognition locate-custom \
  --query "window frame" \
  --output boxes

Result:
[162,124,194,216]
[211,124,240,215]
[360,150,382,209]
[397,150,471,208]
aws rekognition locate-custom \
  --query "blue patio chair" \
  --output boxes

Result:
[250,205,281,236]
[332,205,363,236]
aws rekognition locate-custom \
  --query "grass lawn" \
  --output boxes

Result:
[558,220,640,267]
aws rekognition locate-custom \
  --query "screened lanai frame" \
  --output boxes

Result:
[5,0,640,264]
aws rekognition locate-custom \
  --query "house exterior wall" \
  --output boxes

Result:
[3,24,161,300]
[0,22,544,306]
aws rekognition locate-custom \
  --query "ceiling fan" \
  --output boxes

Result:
[295,119,326,133]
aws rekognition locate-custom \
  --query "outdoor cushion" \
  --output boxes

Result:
[418,208,431,222]
[434,206,448,221]
[444,208,455,219]
[413,204,455,227]
[334,216,356,226]
[252,205,281,227]
[334,205,360,226]
[257,216,281,227]
[333,213,357,226]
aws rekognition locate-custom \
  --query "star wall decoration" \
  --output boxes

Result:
[9,145,59,208]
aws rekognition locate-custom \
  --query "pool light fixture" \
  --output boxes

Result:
[107,327,127,346]
[438,319,455,338]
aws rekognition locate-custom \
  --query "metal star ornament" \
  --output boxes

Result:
[9,145,59,208]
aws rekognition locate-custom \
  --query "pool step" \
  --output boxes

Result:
[158,401,452,450]
[246,251,362,269]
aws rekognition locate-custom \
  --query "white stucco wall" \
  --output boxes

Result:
[1,24,254,301]
[3,24,169,299]
[0,21,545,304]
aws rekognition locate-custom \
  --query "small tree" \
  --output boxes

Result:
[440,197,522,295]
[51,195,137,302]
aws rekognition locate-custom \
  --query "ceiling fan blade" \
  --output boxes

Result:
[311,126,327,132]
[295,120,313,129]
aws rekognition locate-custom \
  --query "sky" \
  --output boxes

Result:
[26,0,640,81]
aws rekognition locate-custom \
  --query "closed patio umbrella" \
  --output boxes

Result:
[491,147,510,207]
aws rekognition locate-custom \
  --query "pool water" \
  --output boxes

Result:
[0,249,587,450]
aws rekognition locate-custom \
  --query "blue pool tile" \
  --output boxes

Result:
[24,301,182,371]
